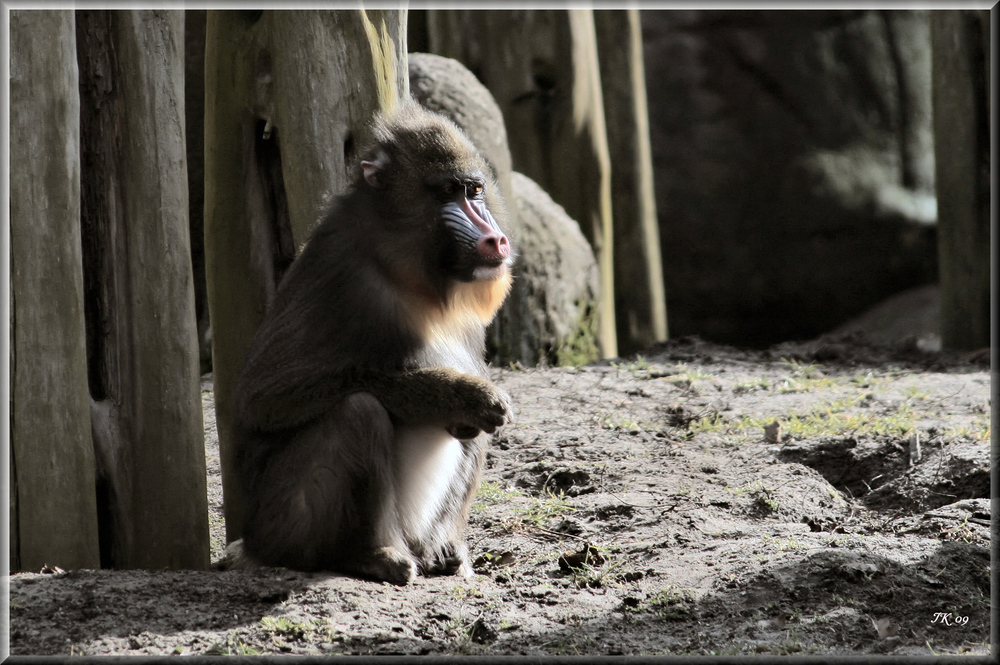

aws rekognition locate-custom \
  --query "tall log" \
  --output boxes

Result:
[204,9,408,541]
[10,10,101,572]
[76,10,208,569]
[427,9,618,358]
[931,10,990,351]
[594,9,668,355]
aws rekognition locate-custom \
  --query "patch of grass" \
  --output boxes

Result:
[687,409,727,434]
[448,584,484,600]
[561,546,647,589]
[902,385,931,401]
[473,481,523,513]
[774,631,818,655]
[610,355,652,374]
[665,364,718,388]
[727,479,780,515]
[781,397,917,438]
[777,370,838,393]
[849,370,883,389]
[940,515,981,543]
[259,616,328,642]
[206,633,262,656]
[442,616,476,653]
[762,535,805,551]
[776,375,840,393]
[773,360,836,393]
[599,412,662,433]
[564,551,624,588]
[943,419,990,441]
[689,396,919,440]
[554,300,600,367]
[733,377,771,394]
[515,490,575,527]
[648,586,699,621]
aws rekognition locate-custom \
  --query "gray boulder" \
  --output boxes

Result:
[408,52,513,202]
[498,173,600,367]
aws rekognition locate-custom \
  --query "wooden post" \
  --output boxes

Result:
[931,10,990,351]
[76,10,209,569]
[428,9,619,359]
[595,9,669,355]
[10,9,101,572]
[204,9,408,541]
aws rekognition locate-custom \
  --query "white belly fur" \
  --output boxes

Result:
[393,425,463,543]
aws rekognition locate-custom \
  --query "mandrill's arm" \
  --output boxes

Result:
[358,367,511,436]
[234,365,510,436]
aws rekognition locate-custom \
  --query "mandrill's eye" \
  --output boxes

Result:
[466,183,484,199]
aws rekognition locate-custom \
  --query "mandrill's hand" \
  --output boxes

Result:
[359,367,511,435]
[449,372,511,434]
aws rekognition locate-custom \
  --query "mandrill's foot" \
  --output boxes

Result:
[421,541,473,578]
[213,539,262,571]
[354,546,418,585]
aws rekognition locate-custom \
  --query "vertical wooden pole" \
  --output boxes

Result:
[10,9,101,572]
[931,10,990,351]
[595,9,668,355]
[77,10,209,569]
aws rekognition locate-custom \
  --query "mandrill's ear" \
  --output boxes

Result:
[361,149,390,190]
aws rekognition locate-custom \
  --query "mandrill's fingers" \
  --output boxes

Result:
[447,424,482,440]
[467,385,511,432]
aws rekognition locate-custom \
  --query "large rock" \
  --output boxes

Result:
[642,10,937,347]
[499,173,600,366]
[408,52,513,201]
[408,53,600,366]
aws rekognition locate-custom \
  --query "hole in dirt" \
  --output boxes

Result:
[778,437,908,499]
[516,465,595,497]
[779,436,990,512]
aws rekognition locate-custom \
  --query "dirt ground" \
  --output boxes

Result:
[9,334,993,658]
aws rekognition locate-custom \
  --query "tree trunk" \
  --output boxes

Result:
[10,10,101,572]
[594,9,668,356]
[204,9,408,541]
[931,10,990,351]
[427,9,618,359]
[76,9,208,569]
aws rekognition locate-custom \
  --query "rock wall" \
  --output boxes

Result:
[642,10,937,347]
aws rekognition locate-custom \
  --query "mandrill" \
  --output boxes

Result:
[228,102,514,585]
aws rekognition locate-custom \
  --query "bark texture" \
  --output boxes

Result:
[931,10,990,351]
[10,9,101,573]
[76,9,208,569]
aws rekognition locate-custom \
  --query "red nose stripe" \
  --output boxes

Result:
[460,197,510,261]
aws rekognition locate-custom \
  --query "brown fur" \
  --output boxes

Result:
[228,102,513,584]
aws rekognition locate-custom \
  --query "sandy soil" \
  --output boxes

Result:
[9,334,992,657]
